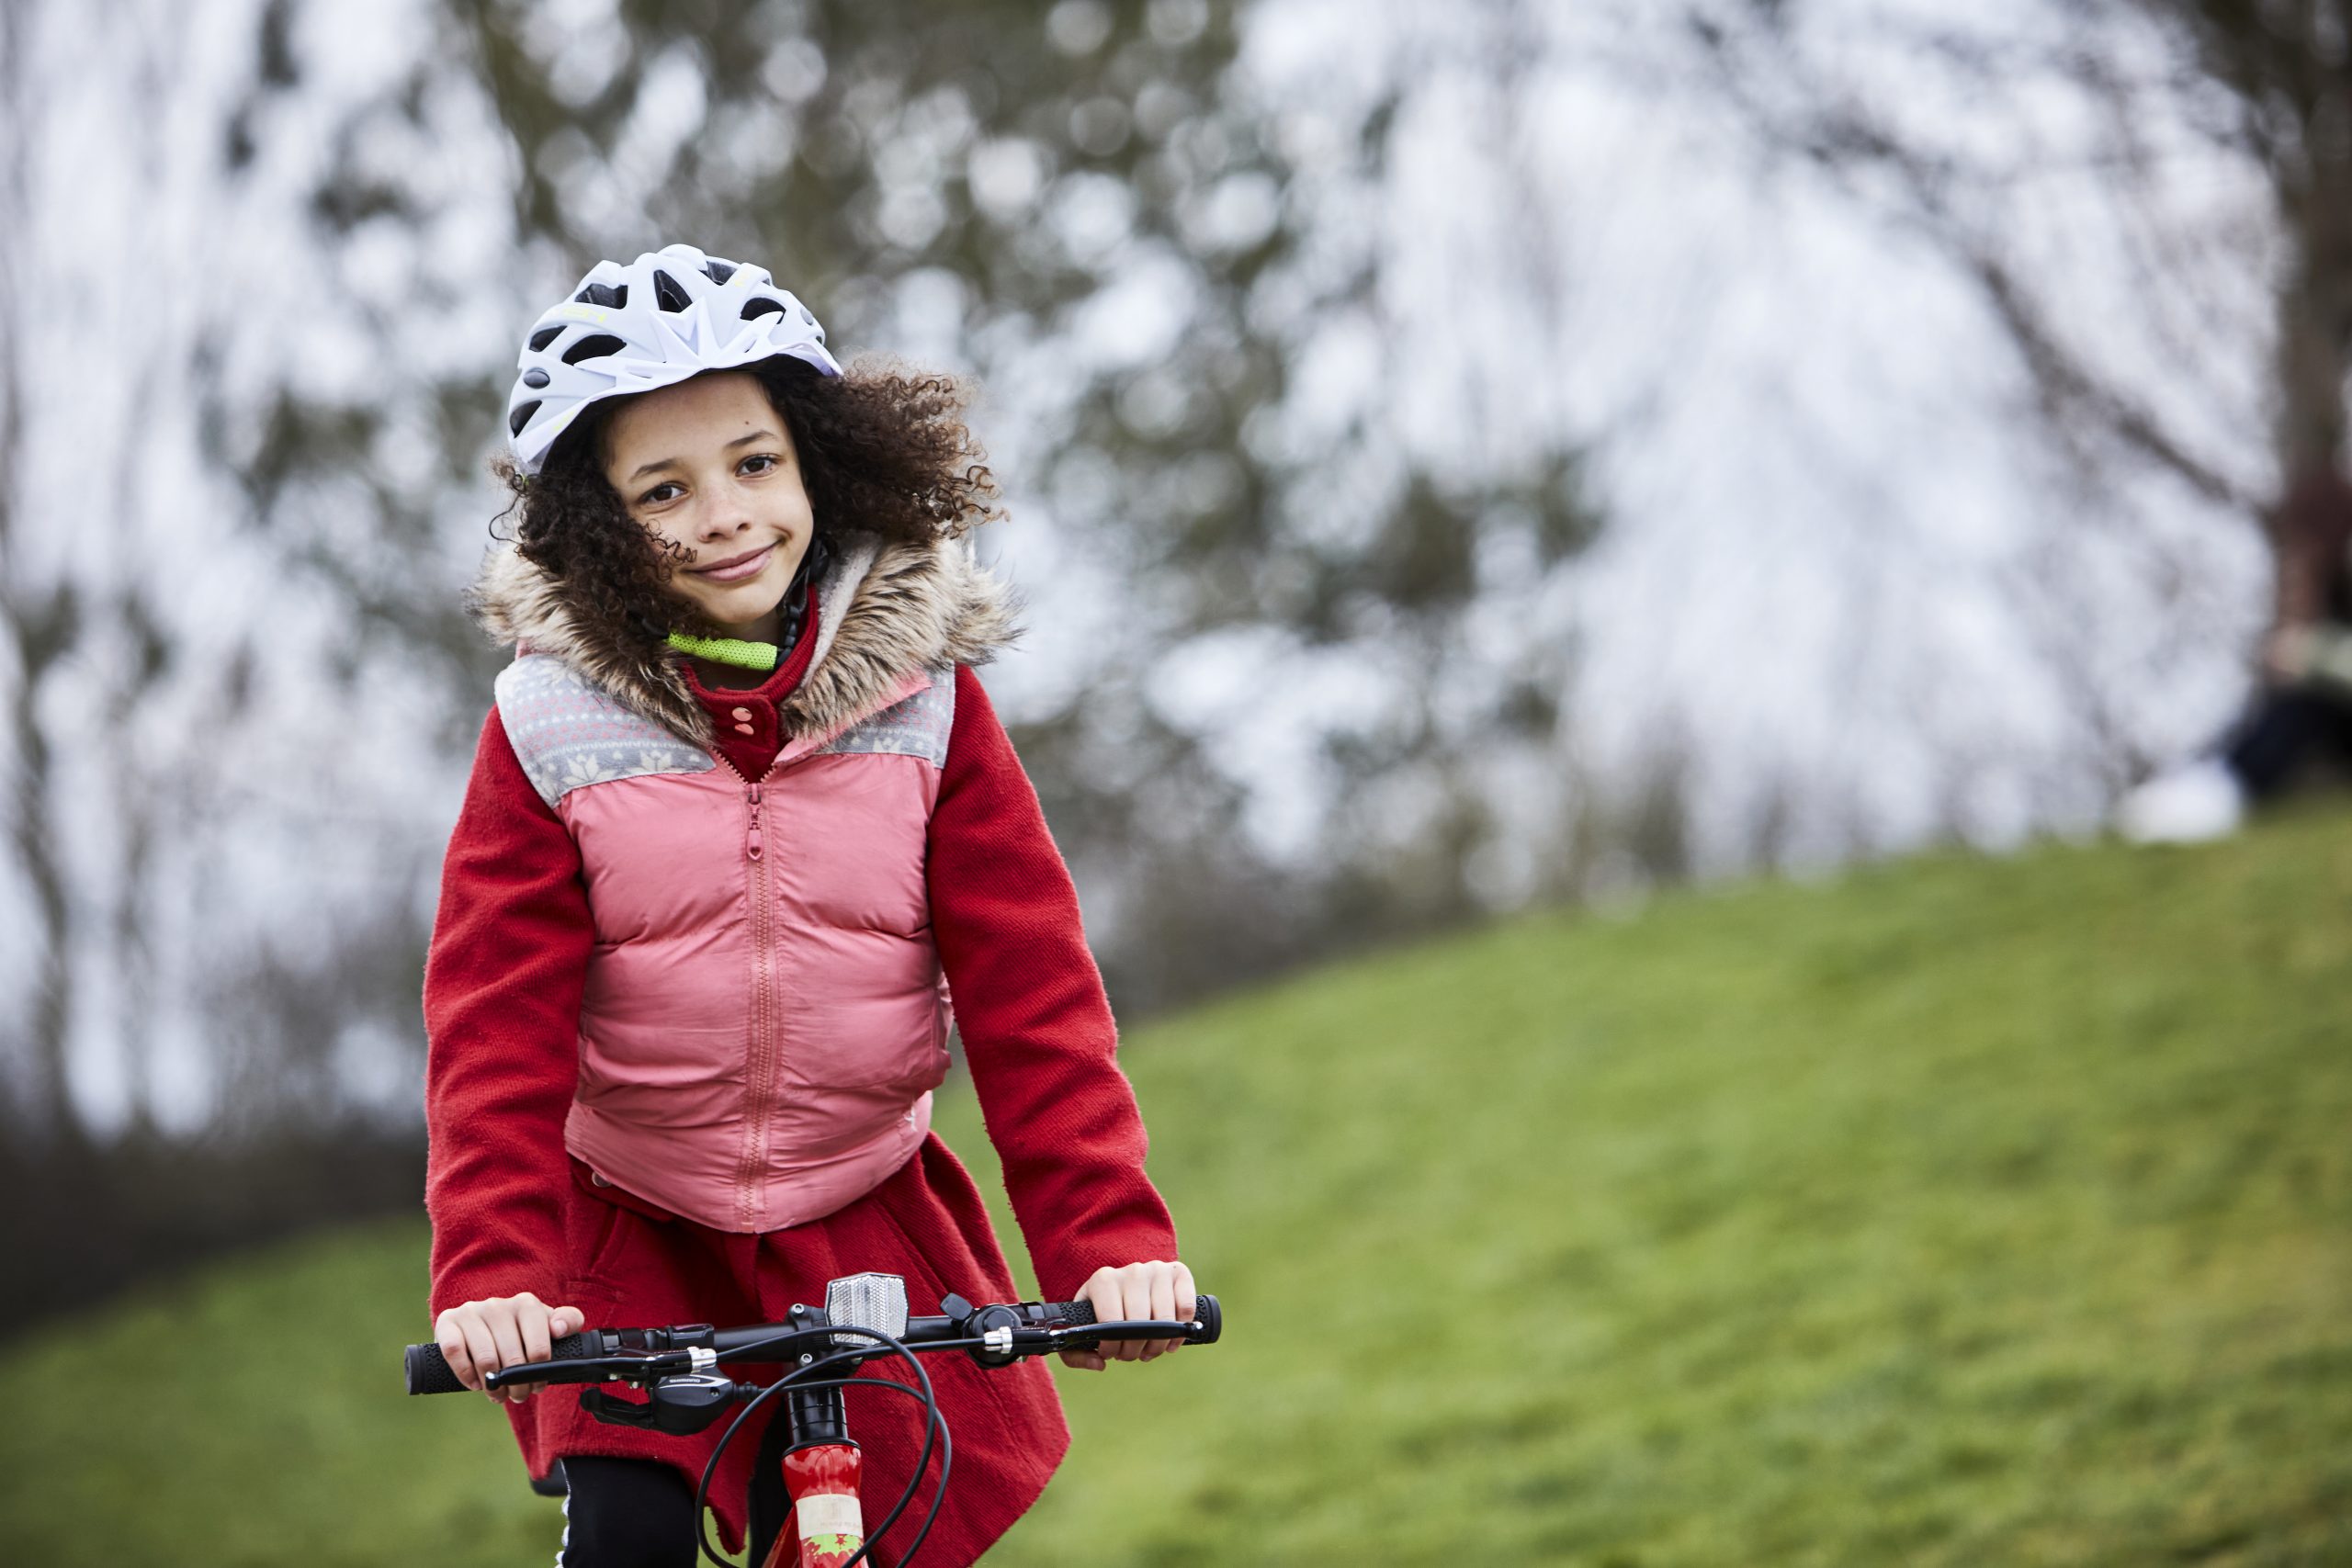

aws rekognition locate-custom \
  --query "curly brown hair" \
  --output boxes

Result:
[491,354,1001,649]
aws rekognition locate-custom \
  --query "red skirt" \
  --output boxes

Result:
[506,1134,1069,1564]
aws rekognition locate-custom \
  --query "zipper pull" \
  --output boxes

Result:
[746,781,763,861]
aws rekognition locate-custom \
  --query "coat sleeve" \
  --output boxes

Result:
[422,706,595,1319]
[925,664,1181,1303]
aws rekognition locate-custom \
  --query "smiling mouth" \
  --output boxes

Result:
[692,543,776,579]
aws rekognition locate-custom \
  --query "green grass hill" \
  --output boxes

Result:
[6,812,2350,1565]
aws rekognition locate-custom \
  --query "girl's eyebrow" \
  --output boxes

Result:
[625,430,780,482]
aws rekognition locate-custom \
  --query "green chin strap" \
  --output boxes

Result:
[666,631,781,672]
[668,534,827,676]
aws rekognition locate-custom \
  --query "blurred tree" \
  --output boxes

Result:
[0,0,489,1154]
[1689,0,2348,639]
[0,0,466,1326]
[31,0,2330,1320]
[1,0,1612,1173]
[242,0,1607,1015]
[2145,1,2352,597]
[0,0,79,1144]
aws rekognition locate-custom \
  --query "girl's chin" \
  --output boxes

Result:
[687,563,789,628]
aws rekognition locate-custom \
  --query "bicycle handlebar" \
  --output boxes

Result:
[403,1291,1222,1396]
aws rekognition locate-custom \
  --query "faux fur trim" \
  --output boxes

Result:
[469,547,710,745]
[468,533,1023,750]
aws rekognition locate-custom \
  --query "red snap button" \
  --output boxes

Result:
[590,1171,612,1188]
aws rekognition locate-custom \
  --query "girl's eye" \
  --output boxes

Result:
[740,454,778,476]
[638,481,683,507]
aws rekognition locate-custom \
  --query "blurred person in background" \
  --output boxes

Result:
[2120,469,2352,843]
[424,245,1193,1568]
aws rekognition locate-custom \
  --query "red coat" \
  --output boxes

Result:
[423,560,1179,1561]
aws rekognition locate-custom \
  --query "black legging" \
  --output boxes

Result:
[2222,685,2352,799]
[558,1458,695,1568]
[559,1414,801,1568]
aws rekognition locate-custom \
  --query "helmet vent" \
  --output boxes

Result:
[527,325,564,352]
[741,297,786,321]
[508,400,540,437]
[561,333,628,366]
[702,260,737,285]
[574,282,628,309]
[652,270,694,312]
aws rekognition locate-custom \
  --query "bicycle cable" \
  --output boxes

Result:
[698,1331,955,1568]
[689,1324,977,1568]
[720,1374,951,1568]
[697,1349,938,1568]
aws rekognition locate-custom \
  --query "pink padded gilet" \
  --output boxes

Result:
[495,653,956,1234]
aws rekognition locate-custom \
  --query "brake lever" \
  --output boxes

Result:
[580,1373,744,1435]
[483,1350,688,1393]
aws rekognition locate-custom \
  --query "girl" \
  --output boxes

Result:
[424,243,1192,1568]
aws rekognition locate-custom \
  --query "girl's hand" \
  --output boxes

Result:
[1060,1259,1195,1371]
[433,1292,585,1404]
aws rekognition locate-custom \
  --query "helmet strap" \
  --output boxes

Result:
[667,631,780,671]
[665,533,828,676]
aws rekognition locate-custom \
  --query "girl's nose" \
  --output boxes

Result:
[701,479,763,539]
[697,503,750,540]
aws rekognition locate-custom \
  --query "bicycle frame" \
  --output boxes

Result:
[775,1435,864,1567]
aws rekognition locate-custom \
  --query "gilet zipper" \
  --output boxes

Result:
[718,754,780,1231]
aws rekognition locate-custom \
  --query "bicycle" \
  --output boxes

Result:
[404,1272,1223,1567]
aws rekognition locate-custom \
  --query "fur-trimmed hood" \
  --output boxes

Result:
[469,532,1022,750]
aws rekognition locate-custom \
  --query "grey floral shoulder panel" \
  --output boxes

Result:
[817,666,956,767]
[495,655,716,807]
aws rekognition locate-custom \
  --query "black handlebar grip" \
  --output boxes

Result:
[404,1330,595,1395]
[1043,1293,1221,1346]
[404,1341,466,1395]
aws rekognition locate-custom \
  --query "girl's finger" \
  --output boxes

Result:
[1059,1348,1106,1372]
[488,1311,529,1401]
[435,1316,479,1392]
[1080,1270,1129,1364]
[550,1305,582,1338]
[511,1301,552,1404]
[1080,1269,1120,1354]
[1163,1260,1198,1359]
[1115,1267,1148,1361]
[1143,1266,1178,1361]
[1099,1270,1132,1362]
[519,1298,553,1366]
[459,1314,502,1400]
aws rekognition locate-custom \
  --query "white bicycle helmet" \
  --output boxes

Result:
[505,243,842,474]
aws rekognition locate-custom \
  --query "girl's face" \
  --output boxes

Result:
[601,370,816,640]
